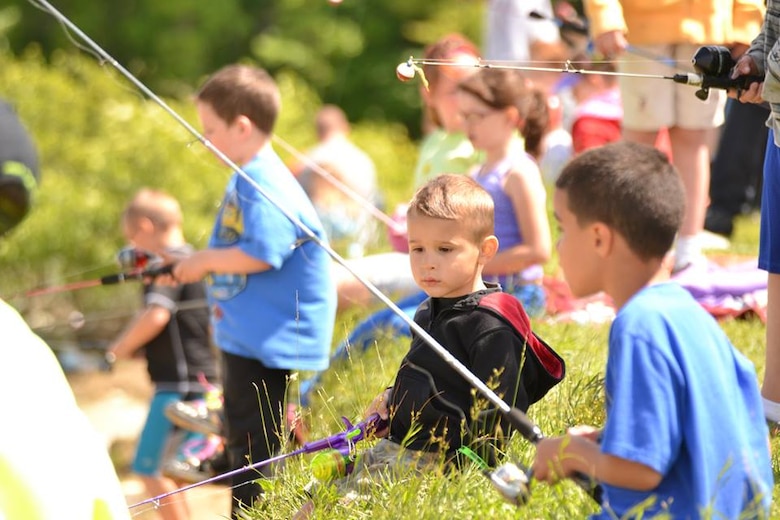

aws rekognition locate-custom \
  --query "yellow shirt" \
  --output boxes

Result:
[0,300,130,520]
[583,0,764,45]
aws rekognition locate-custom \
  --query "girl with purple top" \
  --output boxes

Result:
[457,68,552,316]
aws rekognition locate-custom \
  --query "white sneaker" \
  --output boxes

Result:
[698,230,731,251]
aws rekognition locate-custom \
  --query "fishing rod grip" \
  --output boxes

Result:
[99,264,174,285]
[505,407,544,444]
[672,72,763,90]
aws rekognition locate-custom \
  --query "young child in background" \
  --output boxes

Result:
[296,174,564,518]
[457,68,552,316]
[107,188,220,520]
[569,60,622,155]
[170,64,337,518]
[532,142,773,518]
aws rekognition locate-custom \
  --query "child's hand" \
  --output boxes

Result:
[364,388,392,438]
[532,437,567,484]
[593,30,628,59]
[172,253,209,284]
[567,425,601,443]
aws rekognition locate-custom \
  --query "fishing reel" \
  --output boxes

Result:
[673,45,763,100]
[485,461,532,506]
[116,246,163,272]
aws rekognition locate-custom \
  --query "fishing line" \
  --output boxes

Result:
[271,135,401,233]
[405,57,680,82]
[30,298,208,334]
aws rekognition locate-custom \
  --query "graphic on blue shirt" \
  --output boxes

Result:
[216,190,243,244]
[207,272,247,301]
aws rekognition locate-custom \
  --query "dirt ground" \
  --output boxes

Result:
[68,359,232,519]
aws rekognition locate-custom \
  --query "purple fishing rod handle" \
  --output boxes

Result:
[302,413,389,454]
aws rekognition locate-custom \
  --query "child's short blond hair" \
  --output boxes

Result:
[122,188,183,231]
[407,174,494,243]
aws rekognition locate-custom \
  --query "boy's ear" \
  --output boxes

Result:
[136,216,155,235]
[479,235,499,263]
[235,114,254,136]
[591,222,614,257]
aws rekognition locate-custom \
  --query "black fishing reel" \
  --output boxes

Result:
[673,45,763,100]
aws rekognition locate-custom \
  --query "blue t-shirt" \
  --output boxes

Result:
[595,283,772,519]
[207,145,336,371]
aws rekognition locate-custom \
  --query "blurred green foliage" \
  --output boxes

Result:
[4,0,483,138]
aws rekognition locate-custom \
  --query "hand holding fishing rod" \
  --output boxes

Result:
[673,45,764,100]
[484,410,603,506]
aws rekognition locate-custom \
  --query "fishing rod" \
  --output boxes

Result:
[396,45,763,101]
[130,414,387,510]
[32,0,601,507]
[22,263,173,297]
[21,247,171,298]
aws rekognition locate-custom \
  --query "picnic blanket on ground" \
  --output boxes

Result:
[544,258,768,324]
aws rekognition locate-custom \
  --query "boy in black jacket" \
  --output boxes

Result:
[297,174,563,516]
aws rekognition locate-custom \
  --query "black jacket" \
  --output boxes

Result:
[387,286,564,462]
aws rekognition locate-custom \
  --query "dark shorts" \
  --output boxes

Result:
[760,131,780,274]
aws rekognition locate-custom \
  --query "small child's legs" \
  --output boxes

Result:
[221,351,289,518]
[133,391,191,520]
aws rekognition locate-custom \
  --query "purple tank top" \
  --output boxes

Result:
[472,154,543,285]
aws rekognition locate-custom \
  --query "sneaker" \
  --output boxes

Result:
[165,376,224,436]
[162,434,224,484]
[162,458,213,484]
[165,399,222,436]
[698,230,731,251]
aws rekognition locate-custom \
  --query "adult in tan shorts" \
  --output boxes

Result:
[583,0,765,271]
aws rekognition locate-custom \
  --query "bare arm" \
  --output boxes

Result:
[533,430,662,491]
[108,305,171,360]
[482,168,551,276]
[172,246,271,284]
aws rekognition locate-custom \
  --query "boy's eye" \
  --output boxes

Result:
[438,246,452,253]
[410,246,423,253]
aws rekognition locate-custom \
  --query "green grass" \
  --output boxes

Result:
[223,210,779,519]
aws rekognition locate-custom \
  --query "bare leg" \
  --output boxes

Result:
[141,476,189,520]
[668,127,712,238]
[292,499,315,520]
[763,273,780,409]
[621,128,658,148]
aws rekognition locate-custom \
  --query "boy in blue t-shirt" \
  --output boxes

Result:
[171,64,337,517]
[532,142,773,518]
